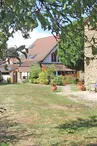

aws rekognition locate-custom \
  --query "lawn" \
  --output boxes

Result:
[0,84,97,146]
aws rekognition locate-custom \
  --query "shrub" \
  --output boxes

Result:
[43,79,49,85]
[29,63,41,79]
[64,75,76,84]
[51,75,63,85]
[33,78,39,84]
[28,78,33,83]
[46,65,55,81]
[7,77,11,83]
[39,71,49,84]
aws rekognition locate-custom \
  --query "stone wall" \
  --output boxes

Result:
[84,25,97,86]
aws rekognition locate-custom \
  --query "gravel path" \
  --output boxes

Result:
[62,85,97,102]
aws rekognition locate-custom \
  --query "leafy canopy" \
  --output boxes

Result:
[58,22,84,70]
[0,0,96,58]
[2,45,27,64]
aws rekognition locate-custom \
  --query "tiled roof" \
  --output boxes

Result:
[28,36,58,62]
[8,62,31,72]
[41,63,75,71]
[18,67,30,72]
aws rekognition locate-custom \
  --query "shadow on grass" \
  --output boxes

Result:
[87,144,97,146]
[56,116,97,133]
[0,113,41,145]
[0,83,13,86]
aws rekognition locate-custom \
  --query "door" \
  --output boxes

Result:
[13,71,17,83]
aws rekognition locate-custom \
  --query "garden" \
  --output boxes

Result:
[27,63,77,86]
[0,84,97,146]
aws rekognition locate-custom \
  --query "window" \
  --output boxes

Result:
[51,52,56,62]
[2,72,9,75]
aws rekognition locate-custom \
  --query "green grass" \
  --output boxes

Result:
[0,84,97,146]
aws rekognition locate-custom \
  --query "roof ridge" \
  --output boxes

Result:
[28,35,54,49]
[34,35,53,41]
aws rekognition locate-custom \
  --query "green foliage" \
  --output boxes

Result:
[0,142,8,146]
[28,78,33,83]
[51,75,76,85]
[0,0,97,59]
[52,75,64,85]
[38,65,55,85]
[45,64,55,81]
[33,78,40,84]
[7,77,11,83]
[64,75,76,84]
[39,71,49,85]
[3,45,27,64]
[58,22,84,70]
[29,63,41,79]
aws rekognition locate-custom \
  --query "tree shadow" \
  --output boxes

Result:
[0,83,13,86]
[56,116,97,133]
[0,113,41,145]
[87,144,97,146]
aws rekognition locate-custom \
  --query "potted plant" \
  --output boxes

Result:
[77,81,85,91]
[51,83,57,91]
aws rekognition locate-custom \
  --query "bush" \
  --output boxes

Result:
[7,77,11,83]
[46,65,55,81]
[39,71,49,85]
[43,79,49,85]
[51,75,76,86]
[64,75,76,84]
[33,78,39,84]
[28,78,33,83]
[51,75,63,85]
[29,63,41,79]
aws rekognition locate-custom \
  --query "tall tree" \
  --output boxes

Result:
[0,0,96,57]
[58,22,84,70]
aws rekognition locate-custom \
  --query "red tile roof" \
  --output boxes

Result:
[28,36,58,62]
[18,67,30,72]
[41,63,75,71]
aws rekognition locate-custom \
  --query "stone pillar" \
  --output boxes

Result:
[84,26,97,87]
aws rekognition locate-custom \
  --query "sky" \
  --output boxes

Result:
[7,26,52,48]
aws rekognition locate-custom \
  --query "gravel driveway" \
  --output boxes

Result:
[62,85,97,102]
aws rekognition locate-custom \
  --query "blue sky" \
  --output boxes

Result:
[7,25,52,48]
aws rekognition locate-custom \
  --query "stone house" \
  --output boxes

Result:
[84,20,97,87]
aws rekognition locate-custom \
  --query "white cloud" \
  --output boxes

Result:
[7,28,52,48]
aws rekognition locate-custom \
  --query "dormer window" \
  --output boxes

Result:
[51,52,56,62]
